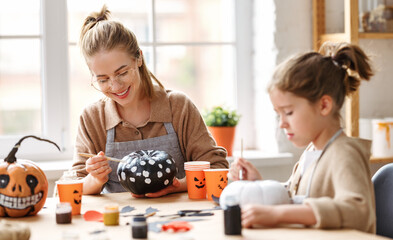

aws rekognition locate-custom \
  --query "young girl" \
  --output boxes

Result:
[229,42,376,233]
[72,6,228,196]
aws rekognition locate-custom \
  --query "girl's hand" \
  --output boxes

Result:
[241,205,280,228]
[228,157,262,181]
[85,151,112,184]
[131,177,187,198]
[242,204,317,228]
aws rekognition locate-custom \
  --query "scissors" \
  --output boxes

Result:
[159,210,214,219]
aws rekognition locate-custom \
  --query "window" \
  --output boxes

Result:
[0,1,41,136]
[0,0,253,161]
[0,0,70,160]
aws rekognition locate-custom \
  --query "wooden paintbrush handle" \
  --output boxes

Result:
[78,153,123,163]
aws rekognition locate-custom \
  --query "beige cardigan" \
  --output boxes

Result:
[287,134,376,233]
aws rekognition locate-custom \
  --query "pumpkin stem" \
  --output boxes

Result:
[4,135,61,163]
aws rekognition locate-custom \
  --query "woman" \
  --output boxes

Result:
[72,6,228,196]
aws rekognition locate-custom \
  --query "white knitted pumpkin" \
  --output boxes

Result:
[219,180,291,209]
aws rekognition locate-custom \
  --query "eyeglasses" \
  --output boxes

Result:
[91,67,138,92]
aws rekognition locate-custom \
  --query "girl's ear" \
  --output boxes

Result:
[319,95,333,116]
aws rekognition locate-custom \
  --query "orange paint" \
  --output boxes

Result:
[377,122,393,149]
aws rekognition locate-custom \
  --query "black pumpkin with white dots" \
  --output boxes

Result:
[117,150,177,195]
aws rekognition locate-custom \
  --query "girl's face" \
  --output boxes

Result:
[87,48,143,107]
[269,88,325,148]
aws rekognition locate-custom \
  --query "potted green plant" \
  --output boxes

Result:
[203,106,240,156]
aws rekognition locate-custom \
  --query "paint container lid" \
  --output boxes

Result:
[56,202,72,213]
[104,204,119,213]
[132,216,147,227]
[133,216,146,222]
[225,195,239,207]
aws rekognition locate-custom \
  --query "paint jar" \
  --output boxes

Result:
[224,195,242,235]
[131,216,148,239]
[103,204,119,226]
[56,202,72,224]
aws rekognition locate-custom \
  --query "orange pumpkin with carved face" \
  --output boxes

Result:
[0,135,60,217]
[0,159,48,217]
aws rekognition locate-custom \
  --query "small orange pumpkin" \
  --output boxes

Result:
[0,135,60,217]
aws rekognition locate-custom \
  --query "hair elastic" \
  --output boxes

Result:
[331,56,348,71]
[332,59,340,68]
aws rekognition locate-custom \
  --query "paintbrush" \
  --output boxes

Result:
[144,211,156,218]
[239,138,244,180]
[122,211,157,218]
[78,153,125,163]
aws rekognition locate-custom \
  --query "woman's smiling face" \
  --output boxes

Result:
[87,48,142,106]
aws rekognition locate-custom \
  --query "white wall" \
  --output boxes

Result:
[324,0,393,119]
[359,39,393,118]
[325,0,393,176]
[253,0,312,167]
[253,0,393,178]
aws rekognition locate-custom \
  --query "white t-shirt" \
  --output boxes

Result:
[299,149,322,176]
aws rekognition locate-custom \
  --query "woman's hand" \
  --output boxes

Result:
[228,157,262,181]
[85,151,112,185]
[131,177,187,198]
